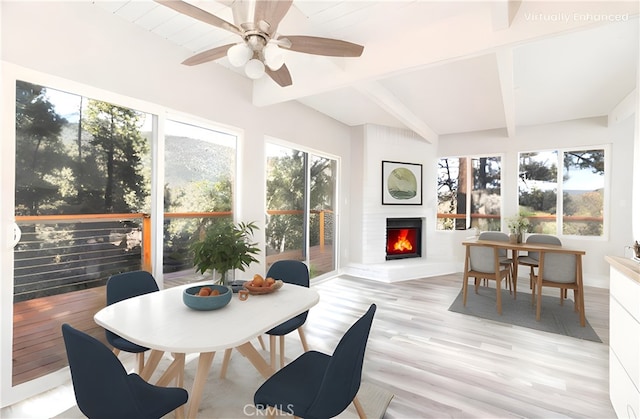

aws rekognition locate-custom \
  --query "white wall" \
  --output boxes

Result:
[633,68,640,243]
[438,116,637,287]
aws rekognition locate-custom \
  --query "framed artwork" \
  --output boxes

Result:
[382,160,422,205]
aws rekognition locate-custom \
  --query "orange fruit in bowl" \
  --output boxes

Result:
[252,274,264,287]
[198,287,211,296]
[211,289,220,296]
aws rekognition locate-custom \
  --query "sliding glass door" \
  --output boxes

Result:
[12,81,152,387]
[265,143,337,278]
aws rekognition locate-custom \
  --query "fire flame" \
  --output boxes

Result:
[393,229,413,252]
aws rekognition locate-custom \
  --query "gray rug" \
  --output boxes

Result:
[448,286,602,342]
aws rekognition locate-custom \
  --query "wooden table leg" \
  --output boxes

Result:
[152,353,186,419]
[512,250,519,297]
[140,349,164,381]
[156,353,185,387]
[186,352,216,419]
[219,348,232,379]
[577,254,586,327]
[236,341,275,378]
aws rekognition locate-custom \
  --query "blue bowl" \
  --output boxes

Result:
[183,284,232,311]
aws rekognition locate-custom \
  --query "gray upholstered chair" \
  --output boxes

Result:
[517,234,562,290]
[462,242,512,315]
[533,251,586,326]
[478,231,515,295]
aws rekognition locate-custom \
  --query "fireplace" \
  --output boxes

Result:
[385,218,422,260]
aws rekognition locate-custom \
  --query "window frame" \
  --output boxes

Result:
[436,153,505,232]
[517,144,610,240]
[264,136,340,278]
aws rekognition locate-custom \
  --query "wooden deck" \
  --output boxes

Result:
[11,247,335,386]
[12,287,107,386]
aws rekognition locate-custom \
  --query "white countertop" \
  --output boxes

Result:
[606,256,640,285]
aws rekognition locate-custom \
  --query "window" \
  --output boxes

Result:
[265,143,337,277]
[437,156,502,231]
[518,148,606,236]
[162,120,236,278]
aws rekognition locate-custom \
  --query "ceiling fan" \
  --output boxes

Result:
[155,0,364,87]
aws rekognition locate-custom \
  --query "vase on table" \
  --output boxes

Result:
[215,269,234,287]
[509,232,522,244]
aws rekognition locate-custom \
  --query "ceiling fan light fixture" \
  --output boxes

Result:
[263,43,284,70]
[245,58,265,79]
[227,43,252,67]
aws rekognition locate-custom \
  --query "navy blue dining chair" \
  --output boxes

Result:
[105,270,159,373]
[254,304,377,419]
[62,323,188,419]
[264,260,311,369]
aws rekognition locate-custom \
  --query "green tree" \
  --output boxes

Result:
[82,101,149,213]
[564,150,604,175]
[266,150,305,252]
[265,151,333,252]
[15,81,68,215]
[437,157,501,230]
[437,158,458,230]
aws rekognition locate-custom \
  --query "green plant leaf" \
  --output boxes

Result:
[191,220,261,275]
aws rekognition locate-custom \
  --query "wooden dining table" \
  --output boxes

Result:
[461,238,586,295]
[94,281,320,418]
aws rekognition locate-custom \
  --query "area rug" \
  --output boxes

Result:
[448,287,602,342]
[55,350,393,419]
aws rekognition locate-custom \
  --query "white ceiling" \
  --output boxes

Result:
[94,0,639,142]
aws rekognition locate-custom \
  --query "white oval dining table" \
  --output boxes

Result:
[94,281,320,418]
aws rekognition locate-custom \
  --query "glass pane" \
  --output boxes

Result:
[163,120,236,285]
[13,81,151,385]
[562,149,605,236]
[471,156,501,231]
[437,157,467,230]
[518,151,558,233]
[309,155,336,277]
[265,144,305,267]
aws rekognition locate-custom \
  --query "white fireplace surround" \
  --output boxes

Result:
[344,212,460,282]
[344,125,460,283]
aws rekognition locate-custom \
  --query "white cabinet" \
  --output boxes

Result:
[608,257,640,419]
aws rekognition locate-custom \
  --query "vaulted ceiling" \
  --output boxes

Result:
[95,1,638,142]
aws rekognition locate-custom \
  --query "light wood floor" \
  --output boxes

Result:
[305,273,614,418]
[3,272,614,418]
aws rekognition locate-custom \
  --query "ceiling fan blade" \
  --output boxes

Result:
[280,35,364,57]
[255,0,293,34]
[266,64,292,87]
[181,43,235,66]
[154,0,242,36]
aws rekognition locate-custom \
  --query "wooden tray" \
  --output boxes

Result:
[243,280,283,295]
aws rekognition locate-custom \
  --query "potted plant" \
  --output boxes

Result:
[191,220,260,285]
[507,214,530,243]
